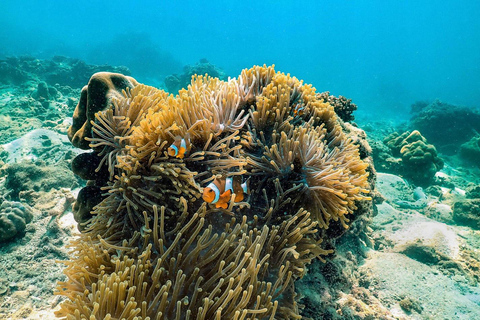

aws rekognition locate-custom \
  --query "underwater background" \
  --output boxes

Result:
[1,1,480,319]
[1,0,480,119]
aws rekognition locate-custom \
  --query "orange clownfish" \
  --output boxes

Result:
[293,103,305,116]
[168,135,191,159]
[202,176,249,209]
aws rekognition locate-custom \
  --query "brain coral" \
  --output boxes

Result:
[384,130,443,186]
[57,65,373,319]
[0,200,33,243]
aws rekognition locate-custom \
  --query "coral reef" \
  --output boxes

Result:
[0,56,134,145]
[317,91,357,122]
[380,130,443,186]
[0,200,33,243]
[410,100,480,155]
[164,59,227,93]
[0,55,130,88]
[0,84,75,144]
[57,65,374,319]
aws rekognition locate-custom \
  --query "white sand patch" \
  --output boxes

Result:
[360,251,480,319]
[58,212,78,234]
[1,128,83,163]
[2,129,69,163]
[390,218,460,259]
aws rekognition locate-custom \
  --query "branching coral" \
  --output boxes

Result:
[58,65,373,319]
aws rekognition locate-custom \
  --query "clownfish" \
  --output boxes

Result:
[202,176,249,209]
[168,135,191,159]
[293,103,305,116]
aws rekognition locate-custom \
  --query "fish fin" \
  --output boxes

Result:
[234,193,244,202]
[241,178,250,194]
[219,190,232,203]
[216,201,228,209]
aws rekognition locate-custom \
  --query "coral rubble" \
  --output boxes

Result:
[57,65,374,319]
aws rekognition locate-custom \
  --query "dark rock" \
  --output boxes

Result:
[410,100,480,155]
[165,59,227,93]
[452,199,480,229]
[459,136,480,164]
[466,184,480,199]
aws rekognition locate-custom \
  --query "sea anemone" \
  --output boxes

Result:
[60,65,373,319]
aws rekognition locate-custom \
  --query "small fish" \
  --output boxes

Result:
[203,176,249,209]
[293,103,305,116]
[168,135,190,159]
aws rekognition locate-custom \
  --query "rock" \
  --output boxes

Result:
[390,217,460,260]
[399,296,423,314]
[424,202,453,224]
[466,184,480,199]
[452,199,480,229]
[459,136,480,164]
[375,173,410,203]
[32,82,49,101]
[4,160,76,201]
[410,100,480,155]
[1,128,79,164]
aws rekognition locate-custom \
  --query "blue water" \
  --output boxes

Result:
[1,0,479,119]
